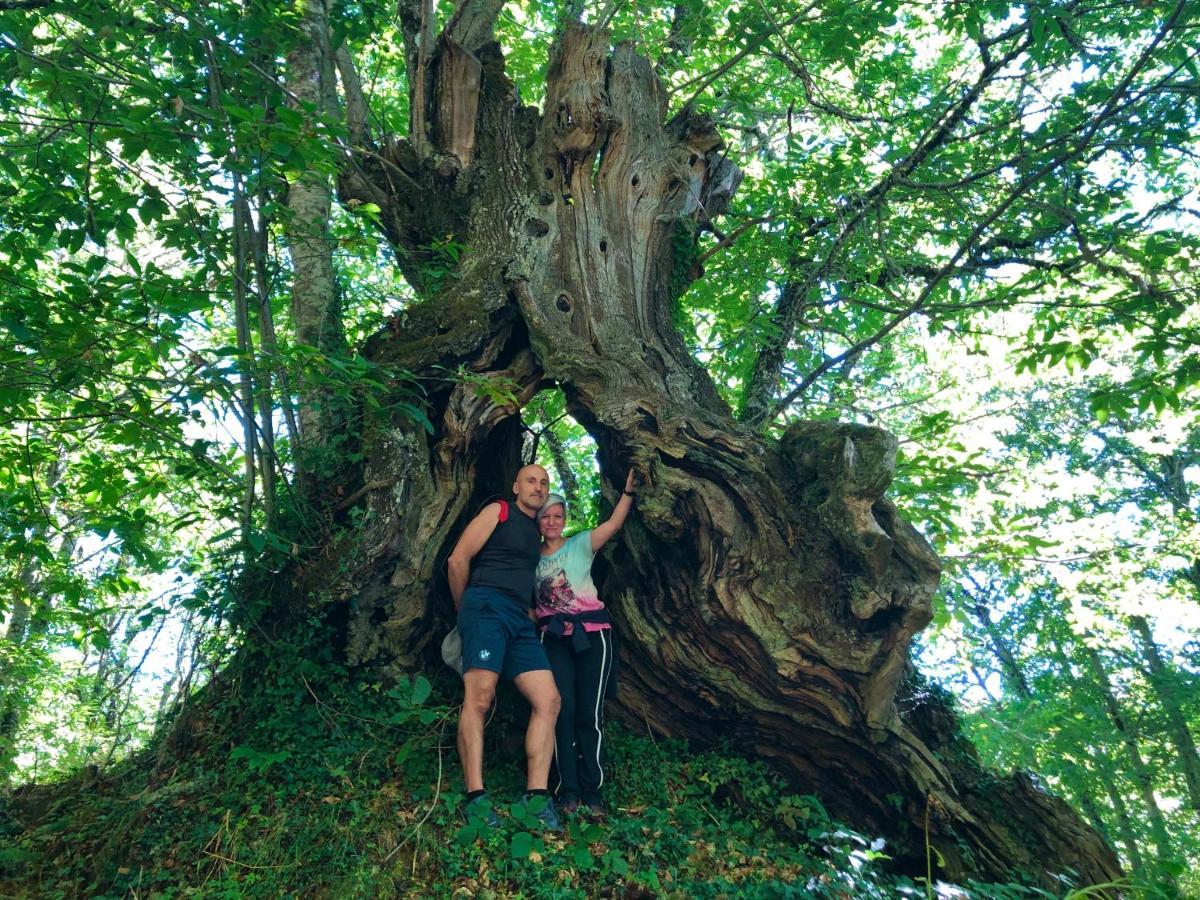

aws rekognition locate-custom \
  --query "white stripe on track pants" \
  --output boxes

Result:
[542,628,613,798]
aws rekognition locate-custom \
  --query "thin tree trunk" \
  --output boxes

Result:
[971,614,1125,870]
[2,566,34,647]
[89,609,131,731]
[965,586,1033,699]
[1128,614,1200,810]
[234,181,278,530]
[156,615,194,720]
[283,0,347,462]
[542,423,581,513]
[1097,762,1146,873]
[657,1,694,72]
[1083,642,1175,867]
[1047,643,1145,872]
[204,40,259,551]
[248,185,303,525]
[1058,758,1128,865]
[1,457,72,770]
[0,561,38,766]
[231,173,260,551]
[409,0,435,156]
[741,275,804,425]
[977,629,1122,869]
[1068,771,1108,835]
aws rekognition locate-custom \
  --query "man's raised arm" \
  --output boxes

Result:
[447,502,502,607]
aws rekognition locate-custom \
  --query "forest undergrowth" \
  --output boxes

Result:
[0,625,1171,899]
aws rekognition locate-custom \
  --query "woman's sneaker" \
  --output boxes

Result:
[461,792,500,828]
[556,793,582,815]
[581,793,608,817]
[520,792,562,831]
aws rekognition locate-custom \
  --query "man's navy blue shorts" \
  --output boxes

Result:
[457,587,550,680]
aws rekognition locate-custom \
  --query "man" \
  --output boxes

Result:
[447,463,562,828]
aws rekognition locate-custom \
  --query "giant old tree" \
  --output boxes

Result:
[257,0,1198,885]
[7,0,1196,887]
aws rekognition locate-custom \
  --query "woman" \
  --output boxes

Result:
[533,469,636,815]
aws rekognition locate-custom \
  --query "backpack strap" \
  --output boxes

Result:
[477,494,509,522]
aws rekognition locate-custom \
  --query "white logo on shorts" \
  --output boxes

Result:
[478,649,491,661]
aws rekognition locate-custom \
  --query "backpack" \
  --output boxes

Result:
[478,496,510,522]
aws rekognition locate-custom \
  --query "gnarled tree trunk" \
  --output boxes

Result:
[308,12,1121,886]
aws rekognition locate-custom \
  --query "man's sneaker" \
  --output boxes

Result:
[462,792,500,828]
[520,792,562,831]
[581,793,608,817]
[556,793,581,815]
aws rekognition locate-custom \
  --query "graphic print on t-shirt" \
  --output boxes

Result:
[537,567,579,612]
[534,531,610,636]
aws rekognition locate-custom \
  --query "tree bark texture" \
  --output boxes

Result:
[316,17,1120,886]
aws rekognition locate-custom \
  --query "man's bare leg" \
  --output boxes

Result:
[458,668,499,792]
[512,669,561,790]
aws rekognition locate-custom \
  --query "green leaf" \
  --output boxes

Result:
[411,675,432,705]
[510,831,534,859]
[0,153,21,180]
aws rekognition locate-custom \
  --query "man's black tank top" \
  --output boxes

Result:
[468,501,541,604]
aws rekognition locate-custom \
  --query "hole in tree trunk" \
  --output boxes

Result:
[462,414,529,530]
[555,293,572,312]
[689,153,698,166]
[631,174,640,187]
[544,167,554,180]
[522,389,605,541]
[443,413,531,638]
[599,239,607,253]
[638,408,659,435]
[447,388,644,813]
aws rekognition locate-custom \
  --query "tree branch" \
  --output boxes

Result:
[335,45,371,148]
[445,0,506,53]
[766,0,1191,424]
[695,214,775,266]
[740,29,1033,426]
[753,0,871,124]
[655,2,694,72]
[409,0,436,154]
[670,2,819,108]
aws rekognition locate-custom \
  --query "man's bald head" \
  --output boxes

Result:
[512,464,550,516]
